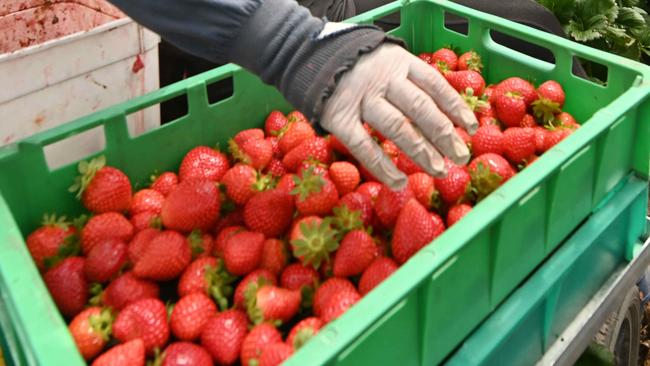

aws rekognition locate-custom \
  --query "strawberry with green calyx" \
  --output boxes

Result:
[279,121,316,154]
[329,203,364,237]
[265,111,289,137]
[27,214,77,271]
[447,203,473,227]
[178,257,236,311]
[149,171,178,196]
[408,172,440,211]
[433,161,472,205]
[492,77,538,106]
[431,48,459,71]
[333,230,378,277]
[555,111,579,130]
[280,263,320,309]
[222,164,271,205]
[245,280,301,326]
[287,110,309,124]
[112,298,170,355]
[336,192,375,228]
[91,339,145,366]
[234,269,277,309]
[461,88,489,113]
[542,127,573,152]
[69,306,113,360]
[468,153,515,201]
[229,135,273,170]
[495,91,527,128]
[446,71,486,96]
[241,323,283,366]
[244,188,295,238]
[291,167,339,216]
[290,216,339,270]
[130,211,161,232]
[359,257,398,296]
[282,137,333,172]
[69,156,132,214]
[458,50,483,72]
[297,159,330,179]
[179,146,230,182]
[286,317,323,350]
[532,80,565,125]
[392,199,445,265]
[187,229,213,259]
[201,309,249,366]
[170,293,217,341]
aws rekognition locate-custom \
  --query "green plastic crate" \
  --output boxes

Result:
[446,174,649,366]
[0,1,649,365]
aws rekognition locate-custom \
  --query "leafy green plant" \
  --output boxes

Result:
[537,0,650,80]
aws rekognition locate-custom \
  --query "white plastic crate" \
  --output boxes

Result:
[0,0,160,167]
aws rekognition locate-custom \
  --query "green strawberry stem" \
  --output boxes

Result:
[293,327,317,350]
[291,219,339,270]
[461,89,488,112]
[88,307,114,341]
[329,206,363,238]
[532,97,561,125]
[291,167,324,202]
[228,139,250,165]
[470,162,503,202]
[68,156,106,199]
[205,259,237,311]
[41,213,70,230]
[43,234,81,270]
[244,278,280,326]
[88,283,104,306]
[188,230,205,258]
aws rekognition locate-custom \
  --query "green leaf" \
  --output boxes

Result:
[537,0,576,24]
[566,15,609,41]
[615,7,646,29]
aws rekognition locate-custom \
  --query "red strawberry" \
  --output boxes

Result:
[188,230,213,259]
[281,263,320,291]
[178,257,235,310]
[130,211,160,232]
[502,127,536,164]
[289,216,339,270]
[447,203,473,227]
[381,140,400,159]
[479,116,500,127]
[276,173,297,194]
[533,127,548,154]
[292,168,339,216]
[455,127,472,146]
[321,287,360,323]
[84,238,127,283]
[234,269,277,309]
[103,272,159,311]
[230,136,273,170]
[329,161,360,195]
[396,151,424,175]
[431,48,458,71]
[150,172,178,197]
[161,179,221,232]
[130,189,164,215]
[374,185,415,228]
[268,137,282,158]
[468,153,516,200]
[234,128,265,145]
[171,293,217,341]
[446,70,485,95]
[68,307,113,360]
[213,209,245,236]
[287,110,309,124]
[493,77,537,106]
[213,226,244,258]
[91,339,145,366]
[133,230,191,281]
[44,257,88,317]
[433,162,471,205]
[543,128,573,151]
[128,228,159,264]
[286,317,323,350]
[392,199,445,264]
[333,230,377,277]
[471,125,504,156]
[458,50,483,72]
[359,257,398,296]
[258,343,293,366]
[223,230,264,276]
[329,134,351,156]
[297,160,329,178]
[179,146,230,182]
[162,342,212,366]
[495,91,527,128]
[356,182,382,203]
[113,298,169,354]
[222,164,262,205]
[266,158,287,177]
[260,239,289,276]
[245,284,301,325]
[539,80,565,106]
[279,121,316,154]
[241,323,283,366]
[313,278,356,317]
[26,214,76,271]
[81,212,134,255]
[265,111,289,137]
[556,112,579,129]
[244,188,294,238]
[201,309,249,365]
[476,102,495,119]
[283,137,332,172]
[418,52,433,63]
[336,192,374,227]
[408,172,438,209]
[520,114,538,128]
[70,157,132,214]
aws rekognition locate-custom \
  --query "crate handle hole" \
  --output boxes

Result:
[43,125,106,170]
[572,56,608,86]
[158,93,190,126]
[206,76,234,105]
[373,9,401,32]
[443,11,469,36]
[488,29,556,66]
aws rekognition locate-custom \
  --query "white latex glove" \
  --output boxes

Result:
[320,43,479,189]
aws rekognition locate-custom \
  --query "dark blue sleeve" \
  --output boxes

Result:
[108,0,400,121]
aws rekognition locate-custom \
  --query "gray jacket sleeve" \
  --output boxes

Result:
[108,0,400,122]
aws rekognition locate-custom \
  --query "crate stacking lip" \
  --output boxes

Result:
[0,0,649,365]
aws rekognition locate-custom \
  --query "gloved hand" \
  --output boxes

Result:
[321,43,478,189]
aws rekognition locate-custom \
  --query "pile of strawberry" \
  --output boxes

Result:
[24,47,579,366]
